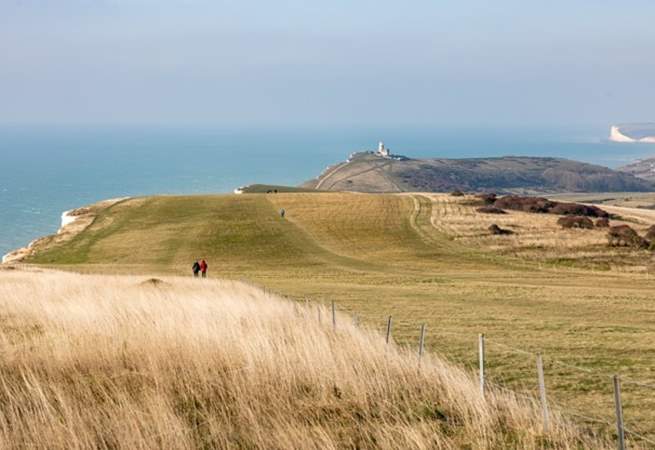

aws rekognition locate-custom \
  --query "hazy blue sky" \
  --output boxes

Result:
[1,1,654,128]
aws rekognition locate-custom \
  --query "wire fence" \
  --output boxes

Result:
[485,337,655,449]
[320,300,655,449]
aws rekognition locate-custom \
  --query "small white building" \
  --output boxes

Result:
[377,141,390,157]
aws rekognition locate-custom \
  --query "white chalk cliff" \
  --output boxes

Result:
[610,124,655,143]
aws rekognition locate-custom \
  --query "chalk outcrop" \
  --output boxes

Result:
[609,124,655,143]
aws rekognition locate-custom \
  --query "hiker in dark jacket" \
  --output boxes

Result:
[192,261,200,277]
[199,259,208,278]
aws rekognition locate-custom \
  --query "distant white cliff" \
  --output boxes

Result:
[610,124,655,143]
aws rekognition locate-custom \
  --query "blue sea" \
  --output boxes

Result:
[2,125,655,257]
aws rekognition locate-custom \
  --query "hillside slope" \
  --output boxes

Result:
[0,269,608,449]
[303,153,655,193]
[618,158,655,182]
[11,193,655,442]
[26,193,448,273]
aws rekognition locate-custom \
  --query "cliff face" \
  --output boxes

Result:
[305,153,655,193]
[610,126,636,143]
[609,124,655,143]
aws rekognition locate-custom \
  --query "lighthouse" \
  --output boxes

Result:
[377,141,390,157]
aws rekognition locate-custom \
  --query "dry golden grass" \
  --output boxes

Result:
[427,194,655,270]
[0,268,612,449]
[15,192,655,445]
[551,192,655,210]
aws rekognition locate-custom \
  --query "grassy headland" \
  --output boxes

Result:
[15,192,655,443]
[303,153,655,193]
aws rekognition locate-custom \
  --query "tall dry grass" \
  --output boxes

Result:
[427,194,655,270]
[0,269,610,449]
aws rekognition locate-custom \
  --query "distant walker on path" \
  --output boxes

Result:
[199,259,208,278]
[192,260,200,277]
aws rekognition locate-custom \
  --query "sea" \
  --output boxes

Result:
[2,124,655,258]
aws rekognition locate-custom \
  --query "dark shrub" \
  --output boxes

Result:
[476,193,497,205]
[450,190,465,197]
[494,196,555,213]
[493,195,610,218]
[608,225,649,248]
[488,224,513,235]
[550,202,609,218]
[595,218,610,228]
[557,216,594,229]
[477,206,507,214]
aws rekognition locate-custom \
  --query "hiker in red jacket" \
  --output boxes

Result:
[199,259,208,278]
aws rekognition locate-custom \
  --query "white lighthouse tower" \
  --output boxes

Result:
[377,141,390,157]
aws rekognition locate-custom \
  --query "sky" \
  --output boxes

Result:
[1,0,654,128]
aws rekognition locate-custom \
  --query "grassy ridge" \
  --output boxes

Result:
[31,195,363,271]
[31,193,467,273]
[24,192,655,441]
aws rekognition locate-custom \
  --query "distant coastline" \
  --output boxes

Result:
[5,126,655,258]
[609,124,655,143]
[1,210,79,264]
[2,197,130,265]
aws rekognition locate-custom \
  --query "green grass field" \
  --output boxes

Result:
[25,192,655,442]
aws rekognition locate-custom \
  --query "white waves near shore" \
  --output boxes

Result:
[2,239,38,264]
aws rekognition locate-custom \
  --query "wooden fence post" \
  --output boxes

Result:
[418,324,426,365]
[536,354,549,432]
[479,334,485,396]
[331,301,336,330]
[385,316,393,344]
[613,375,625,450]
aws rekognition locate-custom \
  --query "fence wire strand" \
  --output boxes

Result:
[362,312,655,445]
[443,332,655,445]
[561,409,613,427]
[485,339,535,357]
[624,427,655,446]
[485,336,655,390]
[622,378,655,391]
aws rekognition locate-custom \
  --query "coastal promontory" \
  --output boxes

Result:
[303,150,655,194]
